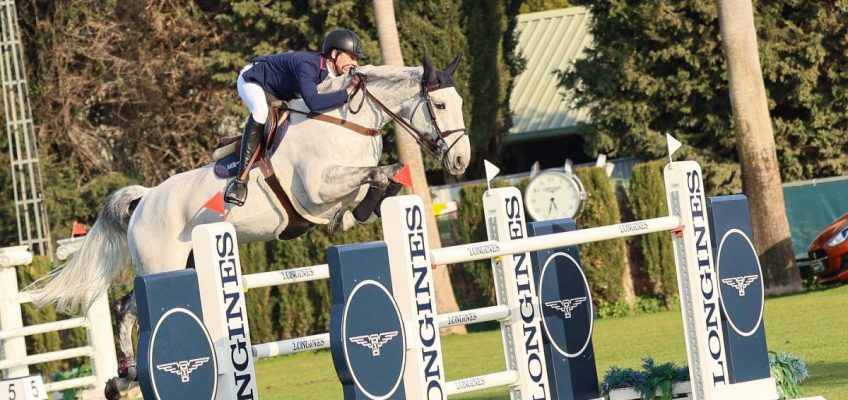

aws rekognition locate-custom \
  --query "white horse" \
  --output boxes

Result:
[28,55,470,397]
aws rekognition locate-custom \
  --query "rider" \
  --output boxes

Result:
[224,28,367,206]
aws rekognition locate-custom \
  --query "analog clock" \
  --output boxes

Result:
[524,170,587,221]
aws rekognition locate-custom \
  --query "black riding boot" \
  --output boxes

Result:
[224,118,264,206]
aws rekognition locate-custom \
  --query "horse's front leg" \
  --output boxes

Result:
[319,163,404,201]
[324,164,404,233]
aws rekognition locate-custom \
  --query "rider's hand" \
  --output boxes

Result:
[346,73,362,97]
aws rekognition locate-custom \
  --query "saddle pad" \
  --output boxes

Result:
[214,118,290,179]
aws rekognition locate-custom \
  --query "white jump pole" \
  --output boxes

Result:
[430,215,681,265]
[251,305,511,360]
[243,264,330,289]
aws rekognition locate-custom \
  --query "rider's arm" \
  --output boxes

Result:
[296,63,349,111]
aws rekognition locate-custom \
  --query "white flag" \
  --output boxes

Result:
[666,133,682,158]
[484,160,500,183]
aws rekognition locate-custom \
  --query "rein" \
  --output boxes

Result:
[280,73,466,161]
[282,105,379,137]
[350,73,466,161]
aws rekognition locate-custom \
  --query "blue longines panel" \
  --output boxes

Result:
[528,219,600,400]
[136,269,217,400]
[707,195,770,383]
[328,242,406,400]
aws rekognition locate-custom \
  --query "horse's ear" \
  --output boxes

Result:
[422,53,437,84]
[444,53,461,75]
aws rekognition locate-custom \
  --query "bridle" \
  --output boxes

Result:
[349,73,466,161]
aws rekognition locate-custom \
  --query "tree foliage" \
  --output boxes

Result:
[560,1,848,192]
[461,0,525,177]
[3,0,523,246]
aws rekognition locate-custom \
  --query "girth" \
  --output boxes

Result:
[251,101,380,240]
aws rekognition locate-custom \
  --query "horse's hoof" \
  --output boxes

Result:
[104,377,123,400]
[125,365,138,382]
[105,369,139,400]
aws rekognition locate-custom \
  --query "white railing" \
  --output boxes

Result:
[0,246,118,398]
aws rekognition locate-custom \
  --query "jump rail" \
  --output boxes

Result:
[134,160,792,400]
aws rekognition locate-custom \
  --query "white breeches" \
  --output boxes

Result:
[237,64,269,124]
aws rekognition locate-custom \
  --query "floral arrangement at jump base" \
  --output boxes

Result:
[602,352,809,400]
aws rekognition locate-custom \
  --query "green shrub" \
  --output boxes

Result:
[602,357,688,399]
[52,364,92,399]
[629,160,678,305]
[451,182,495,310]
[575,167,627,304]
[597,296,674,319]
[237,220,384,342]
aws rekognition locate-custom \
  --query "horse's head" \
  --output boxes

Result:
[408,54,470,176]
[319,59,471,175]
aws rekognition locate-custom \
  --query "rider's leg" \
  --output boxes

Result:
[224,118,263,205]
[225,67,268,206]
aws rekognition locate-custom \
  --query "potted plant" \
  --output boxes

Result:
[603,358,690,400]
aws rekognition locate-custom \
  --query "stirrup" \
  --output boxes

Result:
[224,179,248,206]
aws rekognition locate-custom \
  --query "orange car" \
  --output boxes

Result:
[807,212,848,284]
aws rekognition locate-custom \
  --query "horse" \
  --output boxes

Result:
[27,55,471,398]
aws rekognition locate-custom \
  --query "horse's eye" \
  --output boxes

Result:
[434,102,446,109]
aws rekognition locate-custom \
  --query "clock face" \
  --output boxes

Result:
[525,172,583,221]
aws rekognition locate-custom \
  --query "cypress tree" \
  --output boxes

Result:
[560,1,848,191]
[460,0,525,178]
[629,161,677,303]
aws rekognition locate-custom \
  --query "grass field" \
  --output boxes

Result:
[254,284,848,399]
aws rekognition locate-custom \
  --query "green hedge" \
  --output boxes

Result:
[236,221,385,343]
[574,167,627,304]
[629,161,678,304]
[448,167,631,307]
[448,178,528,312]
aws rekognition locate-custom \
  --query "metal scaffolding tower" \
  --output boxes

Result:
[1,1,51,256]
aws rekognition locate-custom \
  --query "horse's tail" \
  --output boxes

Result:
[28,185,149,315]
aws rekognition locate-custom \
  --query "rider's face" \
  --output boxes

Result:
[333,51,359,74]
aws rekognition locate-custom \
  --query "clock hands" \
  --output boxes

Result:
[548,197,558,215]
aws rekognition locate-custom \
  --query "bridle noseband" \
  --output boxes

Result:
[349,73,466,161]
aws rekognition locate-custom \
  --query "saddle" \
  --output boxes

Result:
[212,104,315,240]
[212,104,290,164]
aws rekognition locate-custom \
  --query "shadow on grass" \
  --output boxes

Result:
[804,360,848,387]
[766,281,846,300]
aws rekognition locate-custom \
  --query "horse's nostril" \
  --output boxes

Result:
[455,155,463,165]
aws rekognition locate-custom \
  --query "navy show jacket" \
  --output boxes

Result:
[241,51,349,111]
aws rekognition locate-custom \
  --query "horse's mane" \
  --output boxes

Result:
[317,65,423,94]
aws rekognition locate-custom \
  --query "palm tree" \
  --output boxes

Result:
[716,0,802,294]
[373,0,466,333]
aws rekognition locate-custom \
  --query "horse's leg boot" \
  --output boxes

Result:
[224,118,264,206]
[374,180,405,218]
[353,186,386,222]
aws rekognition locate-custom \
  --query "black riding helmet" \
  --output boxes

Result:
[322,29,367,60]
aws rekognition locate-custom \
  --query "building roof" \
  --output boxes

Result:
[508,7,593,142]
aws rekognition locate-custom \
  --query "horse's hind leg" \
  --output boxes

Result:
[115,292,137,377]
[104,291,138,400]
